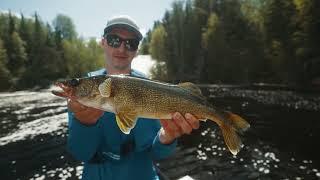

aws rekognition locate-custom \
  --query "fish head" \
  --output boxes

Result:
[52,77,100,100]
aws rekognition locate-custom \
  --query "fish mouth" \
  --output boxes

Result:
[51,82,74,99]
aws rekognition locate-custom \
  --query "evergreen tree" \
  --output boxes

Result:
[45,23,56,47]
[8,11,16,35]
[19,13,49,88]
[202,13,228,83]
[4,13,27,79]
[0,14,9,40]
[161,10,177,82]
[139,30,151,55]
[19,13,33,57]
[293,0,320,84]
[182,0,204,81]
[263,0,297,83]
[0,39,11,90]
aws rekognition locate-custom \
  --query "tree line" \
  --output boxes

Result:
[0,12,104,91]
[1,0,319,91]
[140,0,320,86]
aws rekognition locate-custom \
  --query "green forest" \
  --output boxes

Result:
[0,0,319,91]
[0,12,104,91]
[141,0,320,85]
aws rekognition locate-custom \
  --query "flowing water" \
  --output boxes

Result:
[0,85,319,180]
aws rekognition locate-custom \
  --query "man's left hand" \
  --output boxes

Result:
[159,112,200,144]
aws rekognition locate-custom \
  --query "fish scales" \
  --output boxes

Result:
[112,76,208,119]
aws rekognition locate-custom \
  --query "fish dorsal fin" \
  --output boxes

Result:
[178,82,204,98]
[115,112,138,134]
[98,78,112,97]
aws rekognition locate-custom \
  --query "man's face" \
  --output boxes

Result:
[102,28,139,72]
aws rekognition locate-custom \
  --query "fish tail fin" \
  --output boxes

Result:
[208,111,250,155]
[220,123,242,155]
[225,111,250,133]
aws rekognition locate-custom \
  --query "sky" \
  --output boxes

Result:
[0,0,174,38]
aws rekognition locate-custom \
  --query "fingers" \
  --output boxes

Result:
[159,120,175,144]
[167,115,182,134]
[160,119,177,138]
[185,113,200,130]
[159,112,200,144]
[172,112,192,134]
[160,112,200,141]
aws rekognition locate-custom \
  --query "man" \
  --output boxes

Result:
[67,15,200,180]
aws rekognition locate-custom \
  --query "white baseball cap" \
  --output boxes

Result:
[104,15,143,40]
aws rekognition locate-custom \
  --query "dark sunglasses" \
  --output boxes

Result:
[104,34,139,51]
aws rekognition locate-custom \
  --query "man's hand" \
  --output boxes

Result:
[68,100,104,125]
[159,112,200,144]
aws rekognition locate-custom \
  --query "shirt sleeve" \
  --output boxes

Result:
[67,110,102,162]
[150,131,177,160]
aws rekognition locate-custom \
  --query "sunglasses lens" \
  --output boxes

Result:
[124,39,139,51]
[105,34,139,51]
[106,34,121,48]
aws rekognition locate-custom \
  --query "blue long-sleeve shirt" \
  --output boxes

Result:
[67,69,177,180]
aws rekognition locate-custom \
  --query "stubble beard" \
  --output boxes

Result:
[105,51,133,73]
[108,59,132,73]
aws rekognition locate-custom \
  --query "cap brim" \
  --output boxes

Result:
[104,24,143,40]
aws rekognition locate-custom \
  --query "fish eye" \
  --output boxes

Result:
[70,78,80,87]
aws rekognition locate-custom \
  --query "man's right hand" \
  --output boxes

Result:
[68,100,104,125]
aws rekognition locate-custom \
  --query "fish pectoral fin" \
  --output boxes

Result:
[178,82,206,99]
[116,112,138,134]
[98,78,112,97]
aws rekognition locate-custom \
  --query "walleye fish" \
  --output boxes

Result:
[52,74,250,155]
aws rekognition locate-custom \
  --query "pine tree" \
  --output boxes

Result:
[0,39,11,91]
[263,0,297,83]
[139,30,151,55]
[19,13,32,57]
[4,12,27,78]
[293,0,320,84]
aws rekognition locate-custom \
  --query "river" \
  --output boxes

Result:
[0,85,319,179]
